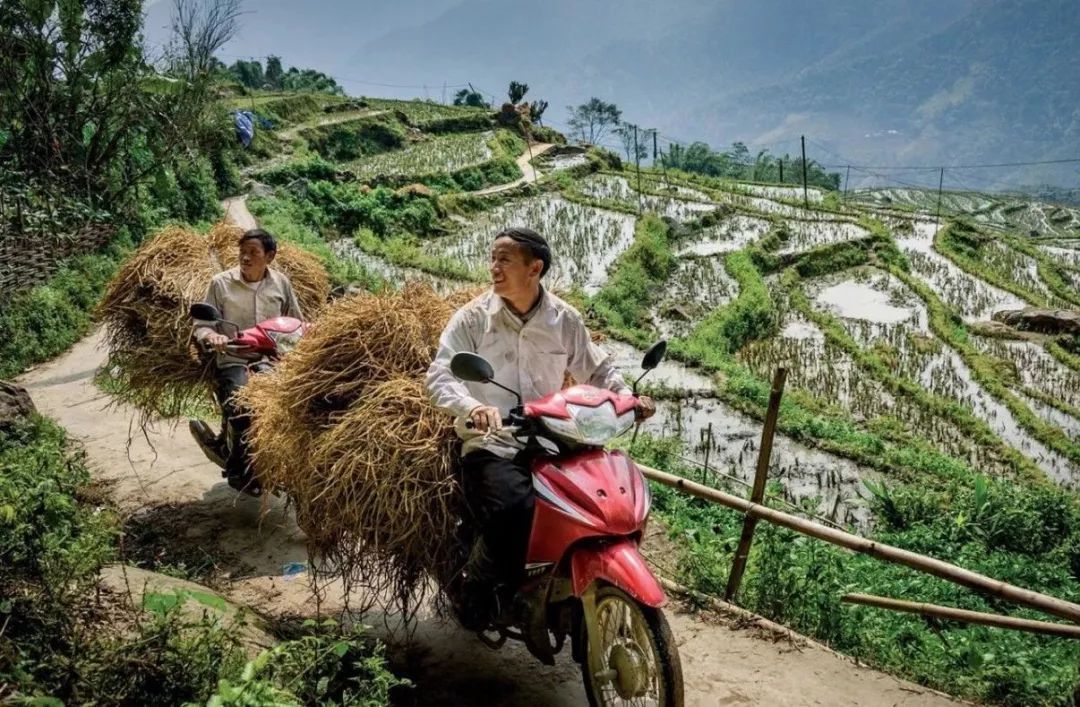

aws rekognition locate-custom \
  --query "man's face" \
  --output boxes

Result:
[239,238,274,282]
[490,237,541,296]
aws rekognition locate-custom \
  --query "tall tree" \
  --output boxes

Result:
[529,99,548,126]
[508,80,529,104]
[168,0,243,81]
[453,86,489,108]
[614,123,648,162]
[567,98,621,145]
[264,54,283,90]
[0,0,225,222]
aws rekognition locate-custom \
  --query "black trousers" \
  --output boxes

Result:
[213,364,250,477]
[460,449,536,588]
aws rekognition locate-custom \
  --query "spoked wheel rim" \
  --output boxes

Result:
[588,591,664,706]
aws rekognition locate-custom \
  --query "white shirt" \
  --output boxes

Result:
[193,267,302,368]
[425,287,632,458]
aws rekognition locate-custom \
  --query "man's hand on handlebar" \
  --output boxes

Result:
[635,394,656,422]
[205,333,230,354]
[468,405,503,433]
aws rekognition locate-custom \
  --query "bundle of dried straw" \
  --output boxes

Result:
[240,283,485,616]
[96,222,329,420]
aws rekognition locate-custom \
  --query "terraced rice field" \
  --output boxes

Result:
[807,269,1078,486]
[577,174,719,221]
[438,194,637,294]
[895,221,1027,320]
[346,131,494,179]
[736,183,825,203]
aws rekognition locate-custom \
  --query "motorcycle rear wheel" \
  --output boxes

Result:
[581,585,684,707]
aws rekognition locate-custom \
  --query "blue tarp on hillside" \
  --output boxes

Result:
[233,110,255,148]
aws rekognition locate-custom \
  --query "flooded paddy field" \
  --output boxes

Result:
[973,336,1080,411]
[438,194,637,294]
[330,239,470,295]
[603,341,875,528]
[807,268,1079,486]
[778,218,870,254]
[576,174,719,221]
[734,183,824,203]
[345,130,493,179]
[676,214,772,257]
[895,221,1027,319]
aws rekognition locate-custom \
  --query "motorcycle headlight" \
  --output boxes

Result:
[267,328,303,355]
[540,402,635,446]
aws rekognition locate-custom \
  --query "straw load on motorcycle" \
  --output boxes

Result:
[237,283,483,616]
[95,222,329,423]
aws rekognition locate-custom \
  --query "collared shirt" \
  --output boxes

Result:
[425,287,632,458]
[193,266,302,367]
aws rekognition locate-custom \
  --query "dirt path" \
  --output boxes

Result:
[475,142,555,195]
[278,109,388,142]
[14,199,961,706]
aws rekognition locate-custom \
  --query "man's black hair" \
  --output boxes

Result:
[238,228,277,255]
[495,226,551,277]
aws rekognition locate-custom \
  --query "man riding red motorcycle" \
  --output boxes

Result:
[426,227,683,704]
[191,228,304,495]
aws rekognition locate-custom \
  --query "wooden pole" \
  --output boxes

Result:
[636,464,1080,624]
[842,593,1080,640]
[725,368,787,601]
[844,165,851,201]
[779,159,784,184]
[700,421,712,484]
[800,135,809,209]
[634,124,643,215]
[935,167,945,226]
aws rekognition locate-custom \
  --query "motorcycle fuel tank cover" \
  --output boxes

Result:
[533,448,647,535]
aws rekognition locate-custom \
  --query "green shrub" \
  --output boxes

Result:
[305,117,406,161]
[258,155,340,185]
[209,619,408,706]
[301,181,442,237]
[677,249,778,356]
[0,232,132,378]
[209,147,244,196]
[175,156,222,223]
[591,215,675,342]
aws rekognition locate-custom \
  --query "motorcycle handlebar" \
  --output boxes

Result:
[196,337,255,357]
[464,416,514,430]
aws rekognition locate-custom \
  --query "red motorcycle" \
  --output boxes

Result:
[186,302,307,480]
[447,341,684,706]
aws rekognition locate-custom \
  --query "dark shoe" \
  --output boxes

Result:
[189,419,226,467]
[226,470,262,497]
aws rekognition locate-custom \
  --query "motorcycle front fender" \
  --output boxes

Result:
[569,538,666,608]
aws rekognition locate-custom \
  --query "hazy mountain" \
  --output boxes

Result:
[156,0,1079,188]
[342,0,711,104]
[339,0,1078,187]
[703,0,1080,186]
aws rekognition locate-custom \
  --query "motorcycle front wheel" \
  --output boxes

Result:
[581,585,684,707]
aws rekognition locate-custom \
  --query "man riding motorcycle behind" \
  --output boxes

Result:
[192,228,303,495]
[424,226,656,625]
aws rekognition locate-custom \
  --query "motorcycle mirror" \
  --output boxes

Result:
[632,340,668,395]
[450,352,495,383]
[190,302,222,321]
[641,340,668,371]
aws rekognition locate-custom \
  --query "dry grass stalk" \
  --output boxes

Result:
[95,222,331,420]
[239,282,479,618]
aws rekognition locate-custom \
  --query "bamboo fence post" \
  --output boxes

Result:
[700,421,712,484]
[636,464,1080,624]
[725,367,786,601]
[842,593,1080,639]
